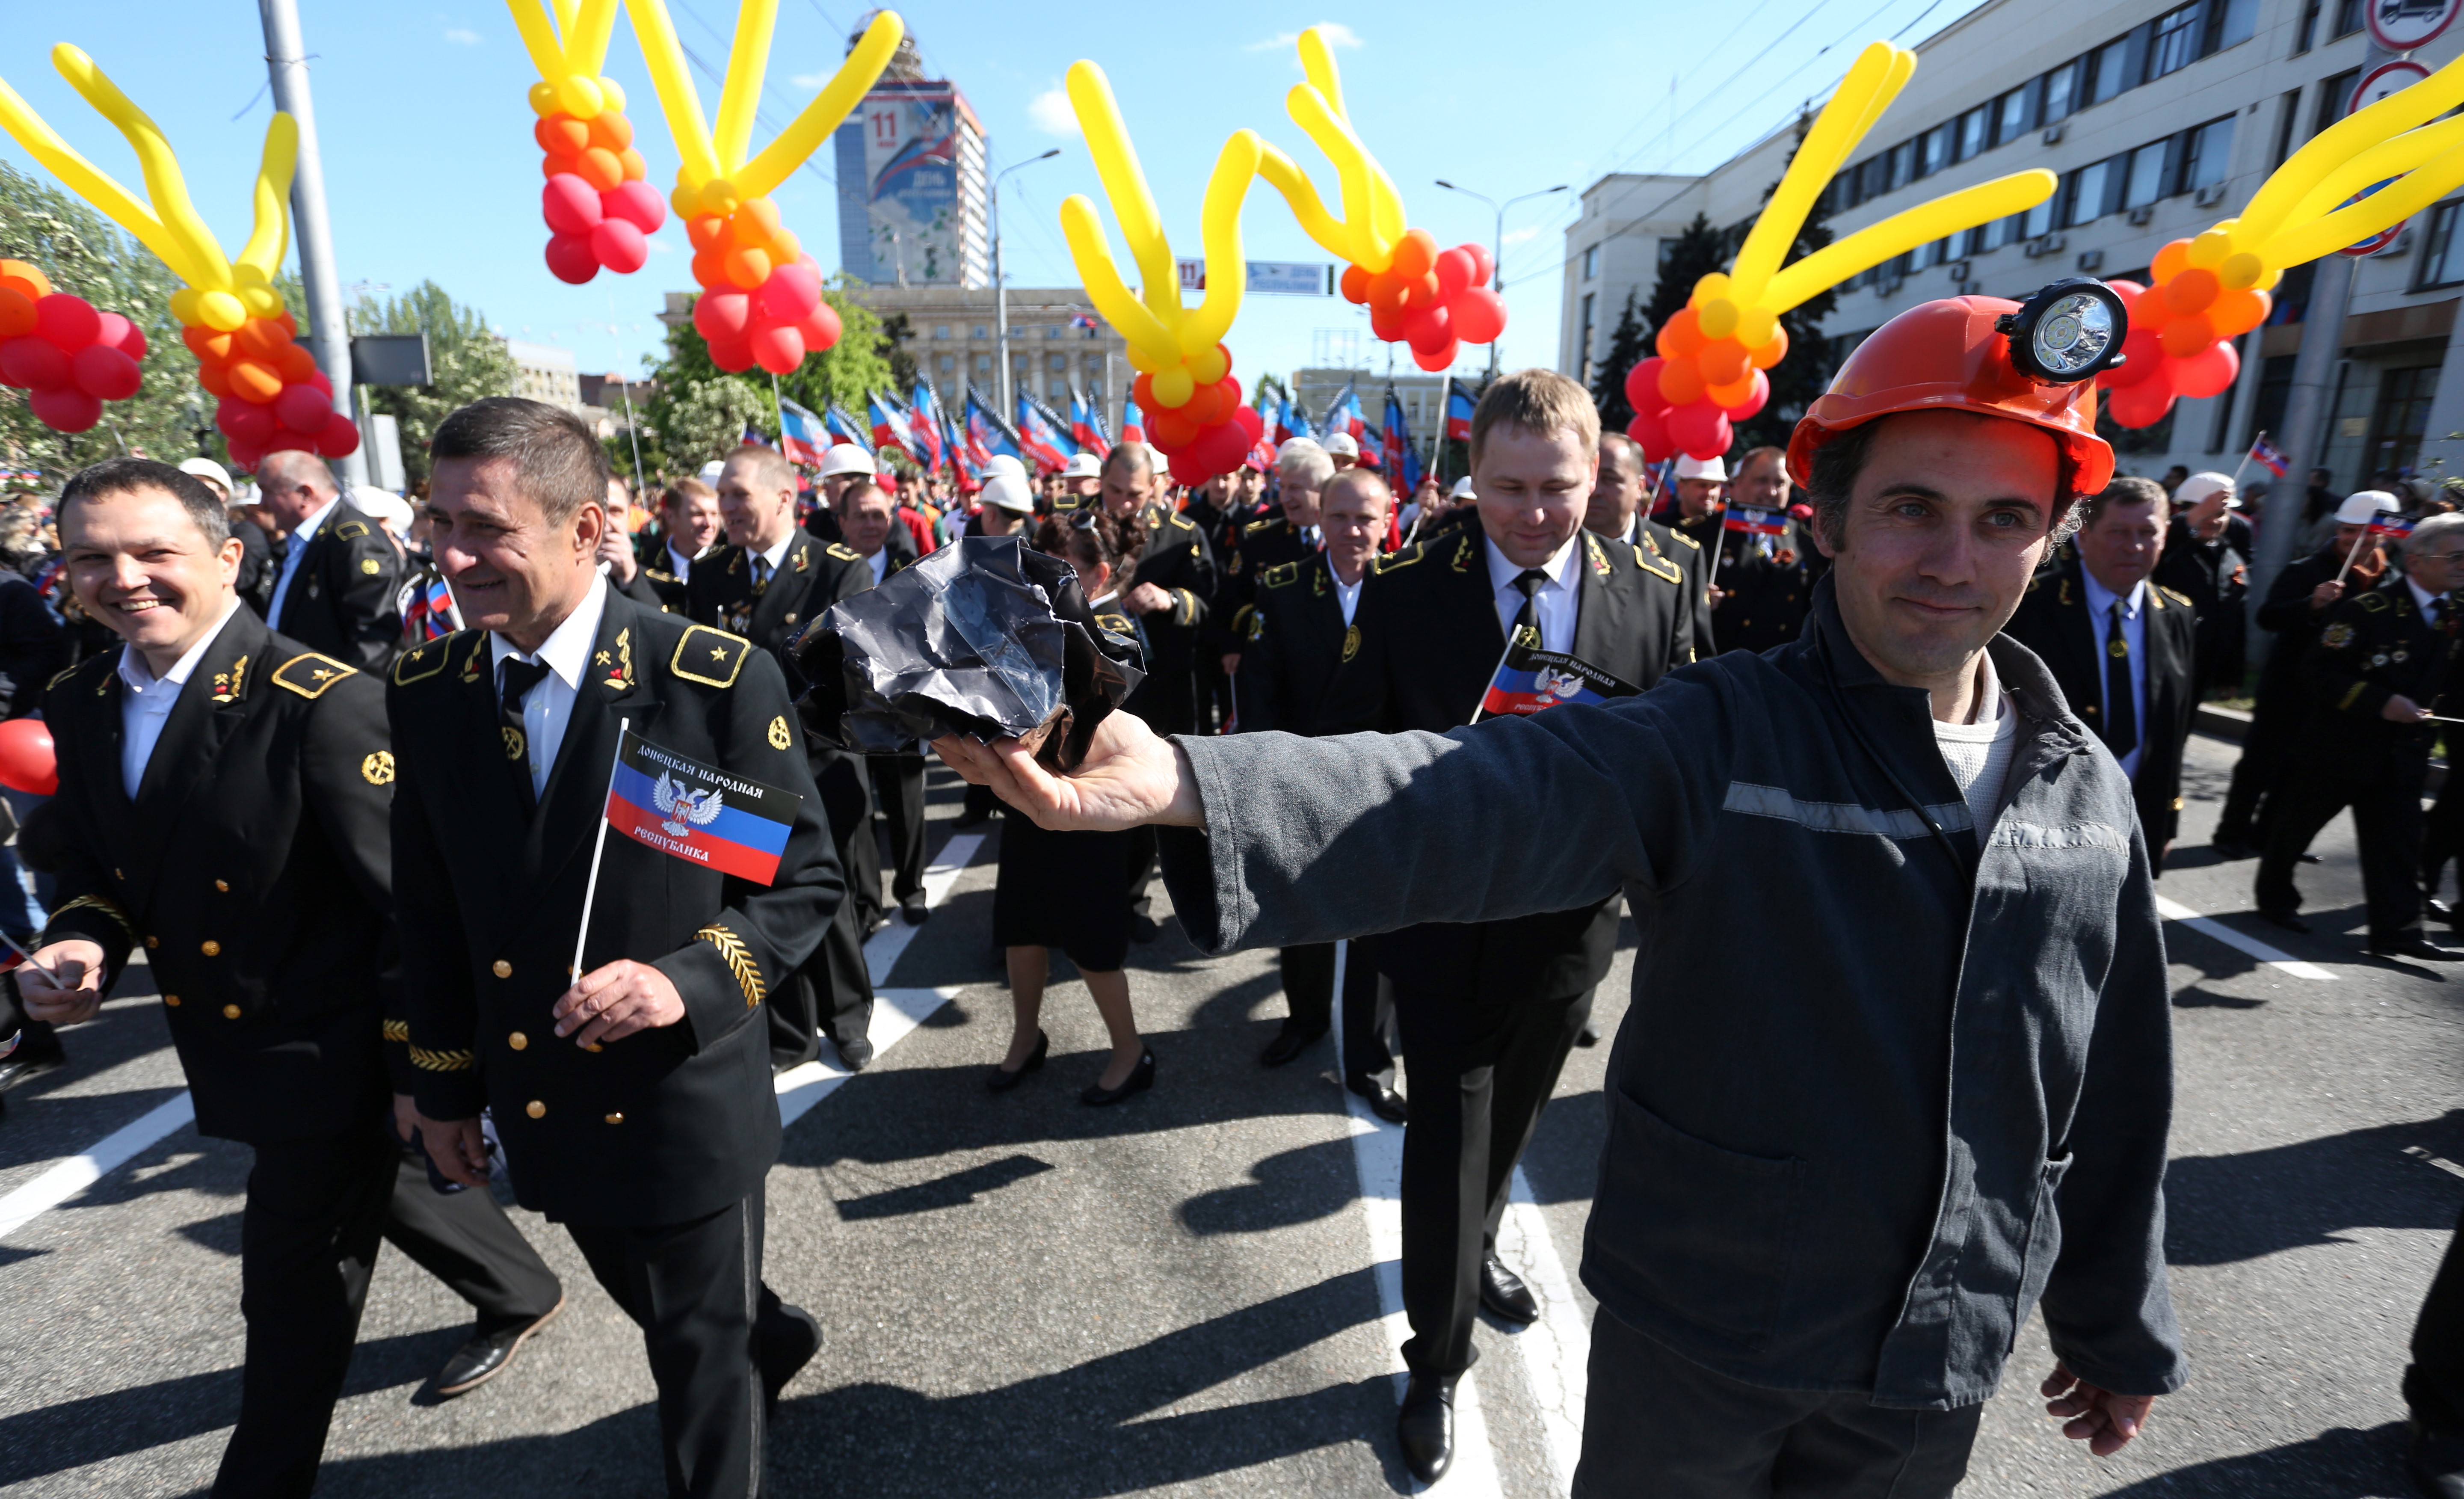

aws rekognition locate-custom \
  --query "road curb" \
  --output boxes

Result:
[2194,700,2448,793]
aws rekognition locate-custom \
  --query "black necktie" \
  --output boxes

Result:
[1512,568,1549,643]
[751,555,773,595]
[499,657,551,813]
[2102,599,2137,760]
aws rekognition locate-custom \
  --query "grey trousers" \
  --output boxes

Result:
[1573,1310,1983,1499]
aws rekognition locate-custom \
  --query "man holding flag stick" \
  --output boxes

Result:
[392,398,844,1496]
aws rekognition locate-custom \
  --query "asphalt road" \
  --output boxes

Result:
[0,730,2458,1498]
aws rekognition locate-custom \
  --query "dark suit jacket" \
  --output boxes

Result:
[2154,513,2251,697]
[272,504,403,670]
[1320,524,1698,1002]
[1236,556,1356,737]
[1133,501,1214,674]
[388,589,842,1226]
[39,607,397,1143]
[1673,510,1813,655]
[0,572,63,717]
[2005,557,2198,850]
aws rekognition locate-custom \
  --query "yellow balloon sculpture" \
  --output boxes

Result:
[508,0,667,281]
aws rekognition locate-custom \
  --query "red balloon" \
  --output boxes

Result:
[1369,303,1407,343]
[1199,418,1251,475]
[93,311,133,353]
[592,217,649,274]
[756,262,822,322]
[1463,243,1493,286]
[318,411,362,458]
[71,343,141,400]
[542,174,603,234]
[2101,328,2163,389]
[0,718,57,795]
[1411,340,1458,372]
[113,317,147,361]
[225,438,264,472]
[1626,402,1672,461]
[1231,402,1264,441]
[706,336,752,372]
[2103,375,2176,429]
[749,323,804,374]
[1666,398,1731,461]
[2105,278,2146,321]
[1451,286,1507,344]
[1168,446,1210,487]
[2174,338,2239,400]
[263,430,316,455]
[275,383,332,433]
[28,384,102,433]
[1435,246,1476,298]
[0,336,68,390]
[305,367,332,397]
[601,178,667,234]
[1722,368,1770,422]
[695,288,752,344]
[544,232,601,284]
[1625,357,1664,412]
[219,396,276,445]
[33,293,100,352]
[1404,301,1454,355]
[795,301,841,353]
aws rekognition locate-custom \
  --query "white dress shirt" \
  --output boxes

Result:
[2080,569,2149,781]
[750,532,794,588]
[665,543,698,581]
[1485,533,1583,654]
[1329,557,1366,626]
[488,575,608,800]
[2410,575,2446,620]
[267,495,341,629]
[866,549,888,587]
[119,599,242,798]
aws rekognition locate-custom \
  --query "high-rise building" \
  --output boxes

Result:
[832,17,989,289]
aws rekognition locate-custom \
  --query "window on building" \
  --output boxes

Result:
[2369,364,2442,475]
[2122,141,2170,209]
[2294,0,2320,51]
[2272,88,2303,168]
[1957,107,1988,161]
[972,352,990,374]
[936,352,954,373]
[1583,244,1599,279]
[1913,238,1942,271]
[2332,0,2364,37]
[2315,70,2358,141]
[1977,215,2014,253]
[2179,115,2236,193]
[2148,4,2199,79]
[1046,352,1066,370]
[2024,196,2057,240]
[1995,84,2034,144]
[1919,122,1953,178]
[2068,160,2115,228]
[932,324,951,340]
[1887,140,1914,193]
[1045,324,1062,339]
[2418,199,2464,290]
[1579,293,1596,380]
[2086,36,2133,106]
[2041,59,2080,124]
[2203,0,2259,53]
[971,324,988,339]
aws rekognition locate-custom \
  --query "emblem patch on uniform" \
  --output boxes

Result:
[503,726,527,762]
[360,558,381,575]
[767,715,793,750]
[2108,637,2129,658]
[361,751,395,785]
[2321,622,2356,649]
[1342,625,1361,662]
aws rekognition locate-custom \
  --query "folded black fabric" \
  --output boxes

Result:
[788,535,1144,770]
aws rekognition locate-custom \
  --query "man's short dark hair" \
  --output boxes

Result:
[724,443,794,494]
[837,477,888,512]
[429,397,609,526]
[660,477,715,514]
[1597,431,1643,468]
[1804,413,2084,552]
[2078,475,2170,532]
[59,457,231,549]
[1102,443,1151,481]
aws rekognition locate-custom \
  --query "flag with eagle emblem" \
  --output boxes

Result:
[604,730,801,884]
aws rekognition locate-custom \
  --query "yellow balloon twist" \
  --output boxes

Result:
[506,0,626,120]
[1253,26,1404,273]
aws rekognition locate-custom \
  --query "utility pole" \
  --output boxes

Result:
[258,0,365,486]
[1434,179,1567,381]
[992,150,1061,424]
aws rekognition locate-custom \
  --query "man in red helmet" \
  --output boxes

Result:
[934,285,2185,1494]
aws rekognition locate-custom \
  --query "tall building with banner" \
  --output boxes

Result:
[832,18,990,289]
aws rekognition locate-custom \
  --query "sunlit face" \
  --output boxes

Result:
[2076,497,2166,594]
[428,456,604,644]
[2408,530,2464,594]
[1586,442,1646,537]
[1100,457,1150,518]
[1279,472,1324,529]
[62,485,241,663]
[1321,475,1392,582]
[838,489,894,557]
[662,489,722,556]
[1675,477,1724,519]
[1473,422,1595,569]
[1732,452,1788,510]
[717,456,795,550]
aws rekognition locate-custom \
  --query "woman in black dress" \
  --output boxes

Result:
[986,509,1156,1105]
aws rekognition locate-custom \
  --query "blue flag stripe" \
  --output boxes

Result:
[608,762,792,856]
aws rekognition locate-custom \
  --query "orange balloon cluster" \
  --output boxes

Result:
[184,308,357,469]
[536,104,666,282]
[682,196,837,375]
[1336,228,1504,372]
[1622,300,1790,462]
[2097,238,2272,428]
[1132,350,1265,483]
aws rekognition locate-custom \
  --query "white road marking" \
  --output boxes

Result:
[2156,895,2338,981]
[861,833,985,988]
[1500,1171,1588,1494]
[0,1092,194,1239]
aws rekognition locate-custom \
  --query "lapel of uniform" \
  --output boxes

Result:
[445,629,530,934]
[2052,559,2102,705]
[125,608,267,910]
[514,591,664,937]
[748,534,811,643]
[83,647,140,878]
[1571,530,1642,684]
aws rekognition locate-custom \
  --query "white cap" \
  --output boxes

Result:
[1674,454,1728,482]
[820,443,877,477]
[697,459,726,483]
[980,454,1035,514]
[2335,489,2401,525]
[1061,451,1102,479]
[1324,431,1360,458]
[1450,477,1477,499]
[1144,443,1168,474]
[2174,471,2239,511]
[352,488,415,532]
[177,456,234,495]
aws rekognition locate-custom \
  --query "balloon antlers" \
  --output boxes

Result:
[0,44,356,466]
[508,0,667,282]
[1625,41,2056,461]
[625,2,903,372]
[1058,60,1267,484]
[1256,27,1502,371]
[2103,51,2464,427]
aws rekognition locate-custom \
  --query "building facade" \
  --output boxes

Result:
[1291,367,1456,468]
[1560,0,2464,495]
[503,338,585,414]
[841,284,1131,432]
[831,23,990,290]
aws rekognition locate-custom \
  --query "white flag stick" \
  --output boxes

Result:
[571,716,631,983]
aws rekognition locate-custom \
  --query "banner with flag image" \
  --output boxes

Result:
[1120,386,1146,446]
[824,401,868,450]
[1724,506,1787,536]
[1445,384,1476,441]
[1016,391,1076,471]
[964,383,1024,464]
[777,398,828,465]
[2371,513,2416,539]
[604,730,803,886]
[909,382,948,474]
[868,391,912,456]
[1473,627,1641,722]
[2248,433,2289,477]
[1382,386,1422,492]
[1068,385,1112,458]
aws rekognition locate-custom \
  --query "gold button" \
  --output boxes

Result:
[604,1112,624,1124]
[201,940,221,957]
[221,1004,240,1019]
[163,994,180,1007]
[213,879,229,892]
[524,1100,545,1119]
[508,1031,528,1050]
[492,960,512,979]
[583,1042,604,1053]
[115,867,125,880]
[145,936,159,950]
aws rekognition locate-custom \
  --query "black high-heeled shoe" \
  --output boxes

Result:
[986,1030,1048,1093]
[1079,1048,1155,1107]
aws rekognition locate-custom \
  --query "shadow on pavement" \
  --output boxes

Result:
[2094,1420,2411,1497]
[2165,1110,2464,1266]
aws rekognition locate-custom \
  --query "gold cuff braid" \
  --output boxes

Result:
[43,894,134,945]
[696,922,765,1008]
[381,1019,409,1043]
[410,1044,476,1072]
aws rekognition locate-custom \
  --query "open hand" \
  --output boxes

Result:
[553,959,685,1047]
[2041,1362,2155,1456]
[931,709,1200,833]
[2385,693,2431,724]
[16,939,106,1026]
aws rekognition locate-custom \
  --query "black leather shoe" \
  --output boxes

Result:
[2372,935,2463,961]
[434,1295,563,1397]
[0,1026,64,1094]
[833,1033,874,1072]
[2257,909,2310,933]
[1480,1253,1539,1325]
[1259,1025,1325,1068]
[2209,836,2258,861]
[1127,912,1161,944]
[900,892,930,924]
[2430,897,2457,923]
[1349,1078,1408,1125]
[757,1302,822,1408]
[2412,1421,2464,1499]
[986,1030,1048,1093]
[1080,1048,1155,1106]
[1397,1372,1458,1484]
[2300,852,2323,864]
[1574,1025,1600,1048]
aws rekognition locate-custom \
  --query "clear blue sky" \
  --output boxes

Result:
[0,0,1987,391]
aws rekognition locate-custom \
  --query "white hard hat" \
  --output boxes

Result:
[2335,489,2401,525]
[980,455,1035,514]
[819,443,877,478]
[2174,471,2239,510]
[696,459,726,483]
[177,456,234,495]
[1674,454,1728,482]
[1324,431,1360,458]
[1061,451,1102,479]
[352,488,415,532]
[1449,477,1477,499]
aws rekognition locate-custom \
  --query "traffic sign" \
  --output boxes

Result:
[2337,180,2405,257]
[2368,0,2461,52]
[2350,58,2434,116]
[2339,61,2436,256]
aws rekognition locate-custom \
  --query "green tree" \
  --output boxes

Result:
[1643,213,1731,338]
[652,376,772,471]
[349,281,519,487]
[639,277,898,474]
[1590,290,1650,433]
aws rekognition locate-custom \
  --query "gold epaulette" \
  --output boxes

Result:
[1259,560,1302,589]
[825,542,862,561]
[2156,584,2192,610]
[1667,528,1700,551]
[1372,542,1425,575]
[672,624,750,687]
[272,652,356,698]
[2360,591,2392,613]
[333,518,371,541]
[1244,517,1281,536]
[392,631,472,686]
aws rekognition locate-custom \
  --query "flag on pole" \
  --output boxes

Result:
[867,391,911,456]
[2248,433,2289,477]
[1724,506,1788,536]
[1281,391,1314,442]
[1068,385,1112,458]
[1120,387,1146,446]
[777,399,827,465]
[823,401,868,449]
[1474,632,1641,721]
[403,573,457,643]
[1445,385,1477,441]
[1016,392,1075,470]
[1247,385,1277,470]
[964,383,1024,463]
[2370,513,2416,539]
[910,382,948,474]
[1381,387,1422,492]
[603,730,804,885]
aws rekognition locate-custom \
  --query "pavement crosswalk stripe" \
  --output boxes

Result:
[0,1091,194,1239]
[1501,1172,1588,1493]
[2155,895,2339,981]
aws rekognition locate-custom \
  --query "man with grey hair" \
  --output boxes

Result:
[256,449,402,669]
[2255,508,2464,958]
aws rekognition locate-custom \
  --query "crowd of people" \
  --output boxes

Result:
[0,281,2460,1499]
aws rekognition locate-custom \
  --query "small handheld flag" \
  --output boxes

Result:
[1724,506,1787,536]
[604,730,803,886]
[1473,630,1641,722]
[2248,434,2289,477]
[2370,513,2415,539]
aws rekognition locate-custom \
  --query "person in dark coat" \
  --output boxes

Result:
[832,477,927,925]
[2152,471,2250,699]
[1584,432,1716,660]
[256,450,402,670]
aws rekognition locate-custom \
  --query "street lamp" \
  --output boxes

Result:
[1433,179,1568,377]
[993,148,1063,419]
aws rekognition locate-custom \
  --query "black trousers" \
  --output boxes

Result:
[1194,654,1235,734]
[1390,978,1591,1377]
[2423,770,2464,900]
[868,751,927,902]
[567,1188,782,1499]
[1572,1309,1981,1499]
[2408,1197,2464,1431]
[2255,734,2429,942]
[2214,685,2304,845]
[1276,939,1395,1087]
[775,896,873,1069]
[214,1129,563,1499]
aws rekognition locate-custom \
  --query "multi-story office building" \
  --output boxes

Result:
[845,285,1131,432]
[1561,0,2464,492]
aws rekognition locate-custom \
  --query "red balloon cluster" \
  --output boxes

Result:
[689,251,841,376]
[1134,357,1265,485]
[536,108,666,283]
[1339,230,1507,372]
[2095,255,2269,428]
[186,311,359,470]
[0,261,148,435]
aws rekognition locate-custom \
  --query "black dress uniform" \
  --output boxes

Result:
[1190,491,1265,732]
[1126,499,1216,737]
[1319,523,1698,1382]
[40,606,560,1499]
[2005,557,2200,856]
[1673,510,1812,655]
[390,587,843,1497]
[2154,511,2251,698]
[2215,544,2370,852]
[2256,575,2462,948]
[687,534,878,1069]
[268,505,402,670]
[857,535,929,916]
[1236,555,1398,1093]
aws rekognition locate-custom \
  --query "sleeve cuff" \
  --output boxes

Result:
[655,924,767,1055]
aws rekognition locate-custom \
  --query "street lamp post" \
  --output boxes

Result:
[1433,179,1568,379]
[993,149,1062,420]
[259,0,367,486]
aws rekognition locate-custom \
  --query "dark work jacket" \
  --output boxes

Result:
[39,608,397,1143]
[1158,575,2184,1408]
[2005,559,2199,853]
[1235,555,1358,737]
[2254,544,2375,708]
[234,519,276,618]
[1319,524,1697,1003]
[1676,510,1814,655]
[271,504,403,670]
[388,589,841,1226]
[2153,513,2249,697]
[2300,575,2464,752]
[0,572,63,717]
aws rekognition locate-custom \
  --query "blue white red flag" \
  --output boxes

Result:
[604,731,802,886]
[824,401,868,449]
[1474,633,1641,722]
[1120,388,1146,446]
[1016,393,1075,470]
[1724,505,1787,536]
[1069,385,1113,458]
[1382,388,1422,492]
[868,391,910,456]
[2248,434,2289,477]
[1279,391,1314,443]
[403,573,456,643]
[965,383,1024,464]
[910,382,947,474]
[777,399,827,465]
[1445,385,1476,442]
[2370,513,2415,538]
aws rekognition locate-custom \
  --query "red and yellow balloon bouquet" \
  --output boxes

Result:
[508,0,666,283]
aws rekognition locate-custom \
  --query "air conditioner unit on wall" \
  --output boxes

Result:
[2127,205,2154,226]
[2076,249,2106,271]
[2194,182,2229,207]
[1947,261,1971,283]
[1879,274,1905,296]
[2023,234,2068,259]
[2042,123,2065,145]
